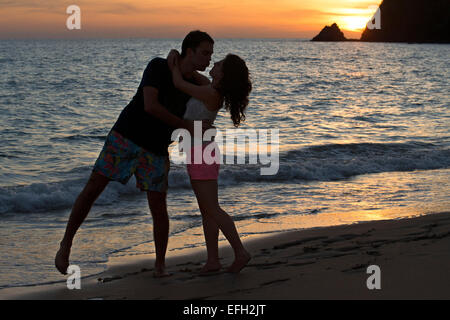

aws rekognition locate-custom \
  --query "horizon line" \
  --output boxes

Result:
[0,37,315,41]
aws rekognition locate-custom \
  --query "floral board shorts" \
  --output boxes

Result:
[93,130,169,192]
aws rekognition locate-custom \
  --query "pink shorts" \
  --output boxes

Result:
[186,142,220,180]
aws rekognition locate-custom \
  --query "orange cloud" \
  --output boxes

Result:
[0,0,382,39]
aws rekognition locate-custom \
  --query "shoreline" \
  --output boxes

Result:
[1,210,449,300]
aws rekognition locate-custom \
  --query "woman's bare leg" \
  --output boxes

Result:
[199,205,221,272]
[191,179,250,273]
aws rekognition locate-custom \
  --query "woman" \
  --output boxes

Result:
[168,51,252,273]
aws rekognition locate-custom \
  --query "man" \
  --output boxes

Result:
[55,31,214,277]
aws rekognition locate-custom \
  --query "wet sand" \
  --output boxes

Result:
[1,211,449,300]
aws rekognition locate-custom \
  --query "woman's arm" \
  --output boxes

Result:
[167,50,210,85]
[168,51,221,111]
[174,77,220,111]
[192,71,211,85]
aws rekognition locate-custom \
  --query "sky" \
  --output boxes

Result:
[0,0,382,39]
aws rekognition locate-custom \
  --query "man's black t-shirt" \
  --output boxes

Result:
[112,57,191,155]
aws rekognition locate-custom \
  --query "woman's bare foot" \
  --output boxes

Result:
[153,269,172,278]
[55,242,71,275]
[153,262,172,278]
[226,252,251,274]
[199,261,222,274]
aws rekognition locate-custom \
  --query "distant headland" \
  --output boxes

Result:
[312,0,450,43]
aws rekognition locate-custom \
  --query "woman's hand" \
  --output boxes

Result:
[167,49,179,72]
[167,49,182,87]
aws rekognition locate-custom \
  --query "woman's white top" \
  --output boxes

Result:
[183,97,219,123]
[183,97,219,145]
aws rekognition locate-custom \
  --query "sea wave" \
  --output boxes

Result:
[0,142,448,215]
[49,134,107,142]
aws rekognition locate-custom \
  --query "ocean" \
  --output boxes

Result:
[0,39,449,289]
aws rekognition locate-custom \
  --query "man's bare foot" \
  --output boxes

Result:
[226,252,251,274]
[55,243,71,275]
[199,261,222,274]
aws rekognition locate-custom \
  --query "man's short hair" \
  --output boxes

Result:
[181,30,214,57]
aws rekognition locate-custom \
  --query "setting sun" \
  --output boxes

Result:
[327,5,381,32]
[339,16,371,31]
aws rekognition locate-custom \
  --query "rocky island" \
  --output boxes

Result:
[311,23,347,41]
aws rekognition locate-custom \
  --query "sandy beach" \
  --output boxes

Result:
[1,211,449,300]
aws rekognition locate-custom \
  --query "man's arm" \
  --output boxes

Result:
[143,86,194,133]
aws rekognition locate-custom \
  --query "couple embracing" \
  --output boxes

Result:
[55,31,252,277]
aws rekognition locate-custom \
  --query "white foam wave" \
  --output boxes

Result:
[0,142,448,215]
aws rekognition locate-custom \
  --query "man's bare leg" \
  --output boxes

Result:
[147,191,170,277]
[55,172,110,274]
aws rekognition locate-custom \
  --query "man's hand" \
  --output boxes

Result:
[181,119,214,137]
[202,120,214,132]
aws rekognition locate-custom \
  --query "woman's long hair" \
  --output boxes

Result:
[216,54,252,127]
